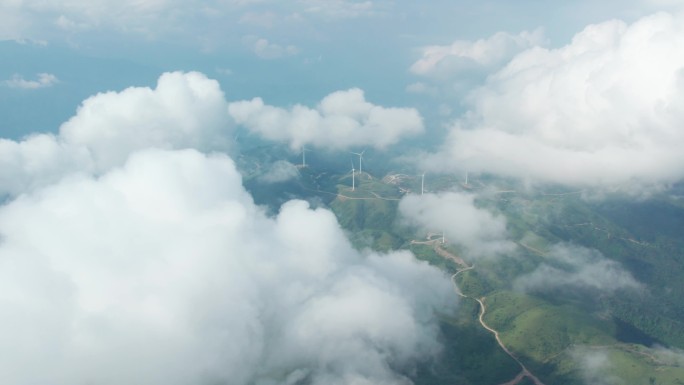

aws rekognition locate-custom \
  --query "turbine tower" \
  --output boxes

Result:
[465,171,469,186]
[350,149,365,175]
[351,160,355,191]
[442,231,445,244]
[421,173,425,195]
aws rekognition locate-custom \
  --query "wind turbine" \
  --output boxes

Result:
[465,171,469,186]
[421,173,425,195]
[350,160,355,191]
[350,149,365,175]
[442,231,446,244]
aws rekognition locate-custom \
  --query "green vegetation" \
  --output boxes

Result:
[413,319,521,385]
[239,148,684,385]
[410,243,461,272]
[484,291,614,360]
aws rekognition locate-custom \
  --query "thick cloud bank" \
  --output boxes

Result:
[514,243,642,293]
[228,88,424,150]
[0,73,454,384]
[0,71,231,197]
[398,192,515,258]
[428,12,684,191]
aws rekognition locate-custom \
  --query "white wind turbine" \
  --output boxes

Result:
[350,149,365,176]
[421,173,425,195]
[350,160,355,191]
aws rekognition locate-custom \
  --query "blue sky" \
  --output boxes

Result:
[3,0,684,191]
[1,0,675,138]
[0,0,684,190]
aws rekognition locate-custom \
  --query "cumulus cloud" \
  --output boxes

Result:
[4,72,59,89]
[0,133,92,197]
[426,12,684,192]
[410,29,545,77]
[259,160,300,183]
[229,88,424,150]
[0,71,232,196]
[60,71,232,168]
[514,243,642,293]
[0,148,453,385]
[0,69,455,384]
[398,192,515,258]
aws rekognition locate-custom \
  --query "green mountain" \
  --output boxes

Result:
[241,146,684,385]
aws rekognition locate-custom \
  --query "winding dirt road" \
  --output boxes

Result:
[435,243,546,385]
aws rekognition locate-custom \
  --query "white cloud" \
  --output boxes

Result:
[229,88,424,150]
[426,12,684,192]
[570,347,622,385]
[0,70,454,384]
[259,160,300,183]
[4,72,59,89]
[398,192,515,258]
[411,29,545,77]
[60,71,232,169]
[570,344,684,384]
[405,81,436,95]
[0,148,454,385]
[514,243,642,293]
[0,133,92,197]
[0,71,232,197]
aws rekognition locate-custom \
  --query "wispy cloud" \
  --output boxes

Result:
[570,347,622,385]
[299,0,376,18]
[411,29,545,76]
[243,35,299,59]
[514,243,642,294]
[258,160,300,183]
[399,191,515,258]
[4,73,59,89]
